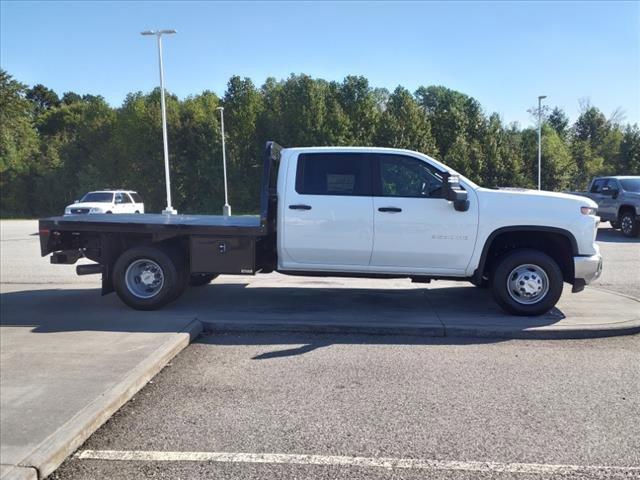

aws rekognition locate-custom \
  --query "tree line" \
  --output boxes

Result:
[1,69,638,217]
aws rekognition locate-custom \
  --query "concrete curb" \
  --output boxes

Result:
[201,318,640,341]
[16,319,202,480]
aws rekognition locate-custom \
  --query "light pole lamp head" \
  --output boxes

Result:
[216,107,224,112]
[538,95,547,101]
[140,30,177,36]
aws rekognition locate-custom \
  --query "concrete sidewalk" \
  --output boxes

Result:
[0,284,201,480]
[180,274,640,339]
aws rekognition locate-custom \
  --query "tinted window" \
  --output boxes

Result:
[296,153,373,196]
[620,178,640,192]
[80,192,113,203]
[120,193,133,203]
[378,155,443,198]
[590,179,606,193]
[130,193,143,203]
[604,179,619,191]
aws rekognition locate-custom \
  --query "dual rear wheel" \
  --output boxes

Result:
[113,246,216,311]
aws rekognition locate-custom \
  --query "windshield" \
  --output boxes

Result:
[80,192,113,203]
[620,178,640,192]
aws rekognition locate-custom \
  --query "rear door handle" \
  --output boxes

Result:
[378,207,402,213]
[289,204,312,210]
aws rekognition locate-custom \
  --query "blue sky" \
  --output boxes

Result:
[1,1,638,127]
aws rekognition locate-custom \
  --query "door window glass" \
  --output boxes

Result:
[296,153,373,196]
[378,155,443,198]
[590,179,606,193]
[121,193,133,203]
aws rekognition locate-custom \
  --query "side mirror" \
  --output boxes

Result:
[74,200,79,204]
[441,173,470,212]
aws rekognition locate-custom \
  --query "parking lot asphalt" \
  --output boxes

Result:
[51,332,640,480]
[1,220,638,479]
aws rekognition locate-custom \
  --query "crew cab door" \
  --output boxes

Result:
[281,152,374,268]
[599,179,620,221]
[115,192,134,213]
[370,154,478,273]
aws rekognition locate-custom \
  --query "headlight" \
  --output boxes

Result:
[89,207,103,214]
[580,206,597,216]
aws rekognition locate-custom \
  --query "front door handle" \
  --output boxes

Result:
[289,204,312,210]
[378,207,402,213]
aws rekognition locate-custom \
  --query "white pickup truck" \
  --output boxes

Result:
[40,142,603,316]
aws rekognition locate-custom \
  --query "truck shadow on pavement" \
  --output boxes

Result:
[0,282,565,344]
[596,227,640,243]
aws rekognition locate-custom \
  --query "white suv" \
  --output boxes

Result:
[64,190,145,215]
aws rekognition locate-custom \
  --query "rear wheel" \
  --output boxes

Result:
[620,212,639,237]
[189,273,218,287]
[113,246,184,310]
[491,249,563,316]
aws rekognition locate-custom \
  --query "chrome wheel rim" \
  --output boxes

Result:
[125,259,164,299]
[507,264,549,305]
[621,216,633,234]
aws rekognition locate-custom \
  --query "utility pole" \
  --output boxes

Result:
[537,95,547,191]
[217,107,231,216]
[141,29,177,214]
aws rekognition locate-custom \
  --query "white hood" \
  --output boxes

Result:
[65,202,113,211]
[477,187,598,209]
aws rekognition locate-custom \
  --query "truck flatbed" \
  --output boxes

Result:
[40,213,265,236]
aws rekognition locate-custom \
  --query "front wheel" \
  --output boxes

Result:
[620,212,639,237]
[491,249,563,316]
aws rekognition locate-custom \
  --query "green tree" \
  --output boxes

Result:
[26,84,60,114]
[375,86,436,155]
[548,107,569,139]
[1,71,40,215]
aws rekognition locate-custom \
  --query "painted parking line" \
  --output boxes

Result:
[76,450,640,476]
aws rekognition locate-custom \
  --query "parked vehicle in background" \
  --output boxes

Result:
[64,190,144,215]
[40,142,603,315]
[569,176,640,237]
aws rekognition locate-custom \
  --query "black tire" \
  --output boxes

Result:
[135,210,140,214]
[491,249,563,316]
[188,273,218,287]
[113,246,182,310]
[620,212,639,237]
[106,211,113,214]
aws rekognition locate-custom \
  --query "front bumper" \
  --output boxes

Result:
[572,247,603,292]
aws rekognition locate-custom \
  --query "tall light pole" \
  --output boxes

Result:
[217,107,231,216]
[537,95,547,191]
[141,29,177,215]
